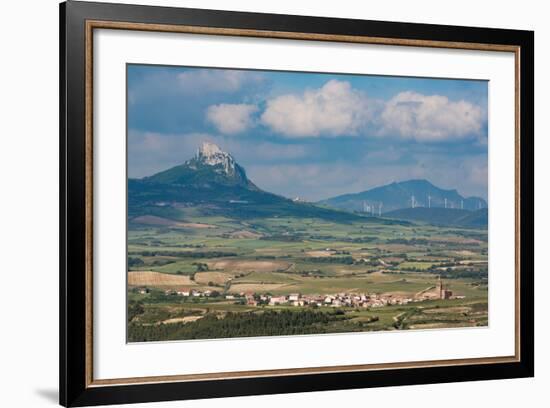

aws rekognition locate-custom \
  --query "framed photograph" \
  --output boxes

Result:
[60,1,534,406]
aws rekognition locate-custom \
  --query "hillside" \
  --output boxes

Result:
[383,207,488,227]
[129,142,398,224]
[319,179,487,213]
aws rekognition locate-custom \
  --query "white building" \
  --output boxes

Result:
[269,296,287,305]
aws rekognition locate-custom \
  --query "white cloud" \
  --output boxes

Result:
[260,83,484,141]
[379,91,484,141]
[260,80,375,138]
[177,70,263,93]
[206,103,258,134]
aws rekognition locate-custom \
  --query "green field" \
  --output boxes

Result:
[127,209,488,342]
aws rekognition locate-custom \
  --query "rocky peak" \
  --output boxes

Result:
[145,141,257,190]
[196,142,236,175]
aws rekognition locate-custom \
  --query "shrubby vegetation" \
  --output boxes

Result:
[129,250,237,258]
[304,256,354,264]
[128,310,351,342]
[438,268,488,279]
[387,238,429,245]
[127,257,145,267]
[127,300,144,323]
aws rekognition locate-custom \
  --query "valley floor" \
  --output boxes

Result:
[126,209,488,342]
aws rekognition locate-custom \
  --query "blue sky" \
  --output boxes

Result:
[128,64,488,201]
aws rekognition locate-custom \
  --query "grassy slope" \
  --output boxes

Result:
[384,207,488,227]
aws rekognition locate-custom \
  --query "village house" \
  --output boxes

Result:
[245,293,257,306]
[269,296,287,305]
[441,289,453,299]
[176,288,191,297]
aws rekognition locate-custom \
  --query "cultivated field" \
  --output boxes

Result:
[127,208,488,342]
[128,271,196,287]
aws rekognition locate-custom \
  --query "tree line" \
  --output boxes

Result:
[128,310,351,342]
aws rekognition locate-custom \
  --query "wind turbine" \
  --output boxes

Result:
[444,198,448,209]
[411,195,416,209]
[379,202,383,216]
[428,195,432,209]
[461,199,464,210]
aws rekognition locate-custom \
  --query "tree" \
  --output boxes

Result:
[128,257,144,267]
[127,300,144,322]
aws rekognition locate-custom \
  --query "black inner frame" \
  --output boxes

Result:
[60,1,534,406]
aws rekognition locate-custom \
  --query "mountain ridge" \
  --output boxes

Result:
[129,142,485,227]
[128,142,387,223]
[319,179,487,213]
[384,207,488,228]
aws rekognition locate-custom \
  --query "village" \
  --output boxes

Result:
[136,276,464,310]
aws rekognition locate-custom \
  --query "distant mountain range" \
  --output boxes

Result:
[318,179,487,214]
[129,142,486,228]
